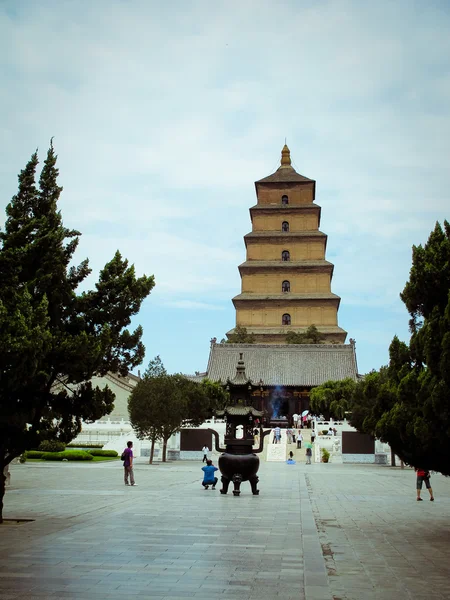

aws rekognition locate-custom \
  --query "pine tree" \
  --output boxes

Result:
[349,222,450,473]
[0,143,155,522]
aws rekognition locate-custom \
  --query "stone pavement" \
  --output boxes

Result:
[1,460,450,600]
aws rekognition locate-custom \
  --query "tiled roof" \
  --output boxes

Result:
[256,166,315,184]
[207,343,358,387]
[184,374,206,383]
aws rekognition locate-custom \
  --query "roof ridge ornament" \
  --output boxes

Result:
[280,144,291,168]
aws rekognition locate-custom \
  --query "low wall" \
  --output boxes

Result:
[180,450,205,461]
[342,454,375,464]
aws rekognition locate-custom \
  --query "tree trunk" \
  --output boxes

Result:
[162,438,168,462]
[0,461,5,525]
[390,448,396,467]
[149,437,155,464]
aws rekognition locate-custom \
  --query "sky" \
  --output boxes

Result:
[1,0,449,376]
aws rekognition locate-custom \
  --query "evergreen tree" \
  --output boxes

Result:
[350,222,450,473]
[128,373,215,462]
[0,144,154,521]
[309,378,356,420]
[226,326,256,343]
[286,325,325,344]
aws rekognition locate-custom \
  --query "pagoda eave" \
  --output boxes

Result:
[232,295,341,311]
[226,326,347,344]
[238,260,334,275]
[232,292,340,302]
[244,231,326,240]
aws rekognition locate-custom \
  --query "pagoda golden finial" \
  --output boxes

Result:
[280,143,291,167]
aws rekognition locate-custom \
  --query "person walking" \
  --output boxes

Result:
[311,430,316,444]
[306,446,312,465]
[416,468,434,501]
[297,430,303,449]
[122,441,137,486]
[292,413,299,428]
[202,459,218,490]
[202,445,210,463]
[286,428,292,444]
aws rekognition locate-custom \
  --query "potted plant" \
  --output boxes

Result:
[321,448,330,463]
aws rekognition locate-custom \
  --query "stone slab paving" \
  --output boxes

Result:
[1,460,450,600]
[307,465,450,600]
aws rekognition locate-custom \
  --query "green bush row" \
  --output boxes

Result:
[87,449,118,457]
[38,440,66,453]
[42,450,93,461]
[25,450,45,459]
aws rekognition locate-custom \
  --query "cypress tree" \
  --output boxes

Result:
[0,143,154,522]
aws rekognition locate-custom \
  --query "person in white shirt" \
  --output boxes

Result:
[292,413,299,427]
[202,445,209,463]
[297,430,303,449]
[327,428,333,436]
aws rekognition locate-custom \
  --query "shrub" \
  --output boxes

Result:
[321,448,330,463]
[25,451,45,459]
[87,450,118,457]
[42,450,93,461]
[322,430,328,435]
[38,440,66,453]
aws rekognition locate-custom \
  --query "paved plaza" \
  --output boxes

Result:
[1,459,450,600]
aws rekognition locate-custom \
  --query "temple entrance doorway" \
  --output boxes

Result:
[269,391,289,427]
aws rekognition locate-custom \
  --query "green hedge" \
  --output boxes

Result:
[87,449,118,457]
[25,450,45,459]
[38,440,66,453]
[42,450,93,461]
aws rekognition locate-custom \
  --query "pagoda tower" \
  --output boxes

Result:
[227,144,347,344]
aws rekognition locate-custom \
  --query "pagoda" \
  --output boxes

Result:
[227,144,347,344]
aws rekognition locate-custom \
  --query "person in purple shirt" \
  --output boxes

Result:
[122,440,137,486]
[201,459,218,490]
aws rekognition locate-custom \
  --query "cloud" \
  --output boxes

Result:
[1,0,449,374]
[165,300,225,311]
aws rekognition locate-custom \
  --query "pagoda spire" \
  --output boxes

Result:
[280,144,291,168]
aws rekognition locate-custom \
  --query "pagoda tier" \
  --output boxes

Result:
[227,144,347,345]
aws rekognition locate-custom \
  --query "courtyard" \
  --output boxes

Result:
[1,459,450,600]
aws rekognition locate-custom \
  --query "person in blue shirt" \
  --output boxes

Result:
[202,459,219,490]
[286,450,296,465]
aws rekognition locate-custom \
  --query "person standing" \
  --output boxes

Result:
[274,426,281,444]
[253,428,260,446]
[311,430,316,444]
[202,459,218,489]
[292,413,299,428]
[306,446,312,465]
[202,445,210,463]
[416,468,434,501]
[123,441,137,486]
[297,430,303,449]
[286,428,292,444]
